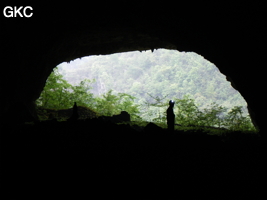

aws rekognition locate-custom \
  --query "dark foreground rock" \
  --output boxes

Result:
[1,119,266,198]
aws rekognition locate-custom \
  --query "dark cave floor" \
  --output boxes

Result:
[1,119,266,198]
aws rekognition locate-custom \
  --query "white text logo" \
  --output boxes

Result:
[3,6,33,18]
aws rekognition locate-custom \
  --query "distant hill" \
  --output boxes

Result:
[57,49,248,115]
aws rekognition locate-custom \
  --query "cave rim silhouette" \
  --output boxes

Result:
[2,11,265,135]
[39,48,257,132]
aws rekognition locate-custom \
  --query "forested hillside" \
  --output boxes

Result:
[57,49,248,115]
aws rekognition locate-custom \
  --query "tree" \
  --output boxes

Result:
[36,67,73,109]
[70,79,95,108]
[93,90,119,116]
[223,106,256,131]
[117,93,141,121]
[141,93,169,122]
[174,95,200,126]
[37,68,96,111]
[202,102,227,127]
[93,89,141,120]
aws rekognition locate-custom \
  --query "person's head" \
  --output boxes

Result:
[169,100,175,107]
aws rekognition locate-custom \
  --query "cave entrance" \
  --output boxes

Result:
[37,49,257,132]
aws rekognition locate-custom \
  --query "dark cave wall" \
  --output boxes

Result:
[1,3,266,134]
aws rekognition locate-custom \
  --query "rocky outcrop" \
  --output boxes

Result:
[37,106,98,121]
[98,111,130,124]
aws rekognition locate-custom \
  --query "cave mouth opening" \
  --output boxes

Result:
[37,48,257,133]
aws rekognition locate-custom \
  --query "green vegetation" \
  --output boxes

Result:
[93,89,141,120]
[56,49,252,127]
[36,63,257,133]
[36,68,95,109]
[145,94,256,132]
[36,67,141,121]
[57,49,247,116]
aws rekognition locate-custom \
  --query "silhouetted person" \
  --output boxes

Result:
[167,100,175,132]
[68,102,79,121]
